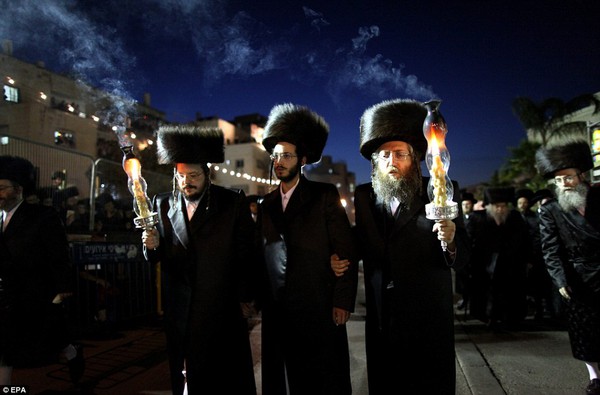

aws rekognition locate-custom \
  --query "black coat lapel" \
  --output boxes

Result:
[2,202,29,238]
[168,195,189,248]
[189,185,217,233]
[263,188,286,238]
[390,197,425,237]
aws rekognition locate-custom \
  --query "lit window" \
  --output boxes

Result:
[54,130,76,148]
[3,85,19,103]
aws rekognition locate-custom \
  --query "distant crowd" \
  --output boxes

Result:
[25,170,136,236]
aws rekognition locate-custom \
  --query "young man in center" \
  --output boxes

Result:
[258,103,358,394]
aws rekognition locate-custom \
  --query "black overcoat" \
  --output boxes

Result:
[538,186,600,361]
[146,185,256,395]
[259,176,358,395]
[467,208,531,324]
[0,202,71,367]
[354,179,469,395]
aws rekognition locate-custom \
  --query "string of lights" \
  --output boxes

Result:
[6,77,278,186]
[208,163,279,185]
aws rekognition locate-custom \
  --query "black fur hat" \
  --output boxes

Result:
[359,98,428,161]
[483,187,515,206]
[262,103,329,164]
[0,155,36,194]
[156,125,224,164]
[535,140,593,179]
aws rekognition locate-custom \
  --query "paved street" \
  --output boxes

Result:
[10,273,592,395]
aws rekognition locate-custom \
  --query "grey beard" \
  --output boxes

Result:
[485,205,509,225]
[372,165,422,214]
[557,183,588,212]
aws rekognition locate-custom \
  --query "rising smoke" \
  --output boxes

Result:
[1,0,435,114]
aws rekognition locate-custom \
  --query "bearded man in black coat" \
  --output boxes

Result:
[349,99,469,395]
[141,126,256,395]
[467,187,531,328]
[535,139,600,395]
[259,103,358,395]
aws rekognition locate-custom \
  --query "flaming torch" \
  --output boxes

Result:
[422,100,458,250]
[121,145,159,230]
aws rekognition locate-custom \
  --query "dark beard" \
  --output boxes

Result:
[278,162,301,183]
[181,184,206,202]
[557,183,588,212]
[372,163,422,214]
[183,190,202,201]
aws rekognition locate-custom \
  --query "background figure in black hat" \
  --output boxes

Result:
[468,187,531,329]
[141,126,257,395]
[0,156,83,386]
[531,188,564,323]
[531,188,554,208]
[347,98,469,394]
[246,194,260,223]
[455,191,478,312]
[535,139,600,395]
[39,170,80,223]
[259,103,358,394]
[515,188,557,321]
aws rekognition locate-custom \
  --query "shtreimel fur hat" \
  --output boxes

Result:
[535,139,593,179]
[262,103,329,164]
[359,98,428,161]
[0,155,36,194]
[156,125,225,165]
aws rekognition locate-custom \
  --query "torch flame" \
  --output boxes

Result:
[424,124,447,155]
[422,100,458,249]
[423,101,450,208]
[123,156,141,180]
[123,153,151,218]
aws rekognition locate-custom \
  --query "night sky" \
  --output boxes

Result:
[2,0,599,188]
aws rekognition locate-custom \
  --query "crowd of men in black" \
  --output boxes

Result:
[25,171,136,237]
[454,187,563,329]
[3,100,598,395]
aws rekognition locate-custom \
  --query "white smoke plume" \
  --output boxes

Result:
[1,0,435,113]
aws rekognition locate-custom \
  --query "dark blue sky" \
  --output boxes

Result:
[3,0,599,187]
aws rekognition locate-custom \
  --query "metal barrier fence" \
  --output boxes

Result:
[0,134,170,334]
[69,237,158,336]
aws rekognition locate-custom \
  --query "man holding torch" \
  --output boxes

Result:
[334,99,469,394]
[140,126,257,395]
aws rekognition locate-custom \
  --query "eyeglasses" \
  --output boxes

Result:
[552,174,580,185]
[270,153,297,162]
[175,172,204,181]
[372,150,411,162]
[0,185,15,192]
